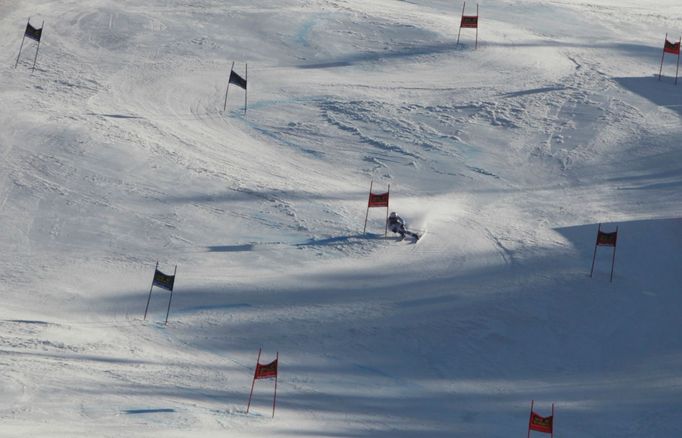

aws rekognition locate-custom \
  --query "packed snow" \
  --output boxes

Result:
[1,0,681,436]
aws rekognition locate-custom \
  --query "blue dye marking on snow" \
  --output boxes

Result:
[296,17,316,47]
[352,364,425,392]
[236,99,322,156]
[352,363,393,378]
[295,13,329,47]
[235,95,481,171]
[457,142,481,159]
[124,408,175,414]
[397,294,459,308]
[239,96,318,112]
[225,100,311,153]
[149,321,172,331]
[177,303,251,314]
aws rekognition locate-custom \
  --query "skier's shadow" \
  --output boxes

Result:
[207,244,255,252]
[296,233,401,247]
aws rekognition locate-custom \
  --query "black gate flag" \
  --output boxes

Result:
[25,22,43,42]
[229,70,247,89]
[152,268,175,291]
[15,18,44,71]
[224,62,248,113]
[144,262,178,325]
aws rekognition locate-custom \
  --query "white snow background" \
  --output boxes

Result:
[1,0,682,436]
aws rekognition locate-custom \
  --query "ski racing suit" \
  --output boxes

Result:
[388,215,419,239]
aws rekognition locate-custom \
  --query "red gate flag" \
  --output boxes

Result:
[368,191,389,207]
[529,411,553,433]
[590,224,618,282]
[247,350,279,417]
[255,359,278,379]
[664,38,681,55]
[461,15,478,28]
[24,22,43,42]
[596,230,617,247]
[363,180,390,235]
[456,2,479,49]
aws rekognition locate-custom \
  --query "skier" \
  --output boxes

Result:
[387,212,420,241]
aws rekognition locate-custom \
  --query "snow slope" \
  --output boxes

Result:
[1,0,681,436]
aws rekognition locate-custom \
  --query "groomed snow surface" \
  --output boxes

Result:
[1,0,682,436]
